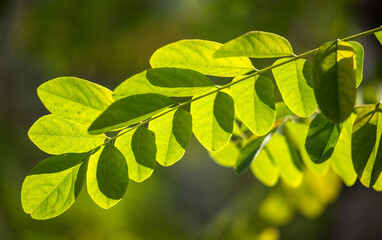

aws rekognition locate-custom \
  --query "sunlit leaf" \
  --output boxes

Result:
[313,40,356,123]
[231,75,276,136]
[284,121,329,175]
[275,102,293,120]
[87,144,129,209]
[149,108,192,166]
[113,68,215,100]
[191,91,234,151]
[330,114,357,186]
[352,104,382,188]
[375,30,382,45]
[150,40,254,77]
[305,114,342,163]
[272,58,317,117]
[348,41,364,87]
[28,114,105,155]
[269,133,303,188]
[259,189,294,226]
[88,94,174,135]
[115,126,156,182]
[236,134,272,174]
[208,141,240,168]
[214,31,293,58]
[250,145,279,187]
[21,153,88,219]
[37,77,113,125]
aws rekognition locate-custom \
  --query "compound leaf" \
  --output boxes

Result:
[352,104,382,188]
[312,40,356,123]
[37,77,113,125]
[149,108,192,166]
[231,75,276,136]
[87,144,129,209]
[305,114,343,163]
[214,31,293,58]
[272,58,317,117]
[330,114,357,186]
[250,145,279,187]
[88,94,174,135]
[150,40,254,77]
[21,153,88,220]
[115,126,156,183]
[28,114,105,155]
[113,68,215,100]
[191,91,234,151]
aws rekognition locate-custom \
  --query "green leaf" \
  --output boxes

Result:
[148,109,192,166]
[21,153,88,219]
[284,121,329,175]
[235,134,272,174]
[250,145,279,187]
[231,75,276,136]
[115,126,156,182]
[269,133,303,188]
[312,40,356,123]
[272,58,317,117]
[150,40,254,77]
[208,141,240,168]
[348,41,364,87]
[88,94,174,135]
[275,102,294,120]
[214,31,293,58]
[330,114,357,186]
[37,77,113,125]
[305,114,343,163]
[28,114,105,155]
[113,68,215,100]
[191,91,234,151]
[352,104,382,187]
[375,30,382,45]
[87,144,129,209]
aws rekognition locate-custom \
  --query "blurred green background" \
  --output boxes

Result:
[0,0,382,239]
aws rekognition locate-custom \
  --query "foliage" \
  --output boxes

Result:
[22,26,382,220]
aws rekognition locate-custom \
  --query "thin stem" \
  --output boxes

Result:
[93,25,382,151]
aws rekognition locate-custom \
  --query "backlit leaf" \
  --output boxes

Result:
[28,114,105,155]
[375,30,382,45]
[231,75,276,136]
[214,31,293,58]
[352,104,382,187]
[284,121,329,175]
[312,40,356,123]
[235,134,272,174]
[330,114,357,186]
[150,40,254,77]
[113,68,215,100]
[87,144,129,209]
[38,77,113,125]
[149,108,192,166]
[115,126,156,183]
[191,91,234,151]
[208,141,240,168]
[272,58,317,117]
[21,153,88,219]
[305,114,342,163]
[269,133,303,188]
[348,41,364,87]
[88,94,174,135]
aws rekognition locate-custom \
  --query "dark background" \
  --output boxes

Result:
[0,0,382,239]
